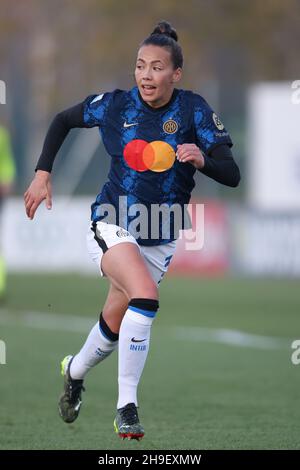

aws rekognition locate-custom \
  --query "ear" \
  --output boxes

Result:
[171,68,182,83]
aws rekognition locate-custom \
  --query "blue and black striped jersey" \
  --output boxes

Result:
[82,86,233,245]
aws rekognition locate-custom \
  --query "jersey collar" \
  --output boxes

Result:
[135,86,179,112]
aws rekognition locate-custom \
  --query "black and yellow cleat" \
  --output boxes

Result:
[114,403,144,441]
[58,355,85,423]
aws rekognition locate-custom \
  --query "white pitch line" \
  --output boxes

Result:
[0,309,290,350]
[172,326,289,350]
[0,309,95,333]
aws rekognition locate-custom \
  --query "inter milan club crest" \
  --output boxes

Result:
[163,119,178,134]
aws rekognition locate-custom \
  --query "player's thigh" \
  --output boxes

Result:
[101,242,158,300]
[87,221,158,299]
[140,240,177,286]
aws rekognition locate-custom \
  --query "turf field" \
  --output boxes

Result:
[0,274,299,450]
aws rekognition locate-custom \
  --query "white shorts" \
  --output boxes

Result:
[86,221,177,285]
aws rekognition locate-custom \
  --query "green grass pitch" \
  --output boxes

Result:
[0,274,299,449]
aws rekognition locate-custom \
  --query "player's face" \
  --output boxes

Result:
[135,45,182,108]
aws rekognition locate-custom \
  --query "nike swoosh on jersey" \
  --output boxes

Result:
[91,93,104,104]
[124,121,138,128]
[131,337,146,343]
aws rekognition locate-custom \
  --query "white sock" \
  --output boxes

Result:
[70,322,118,379]
[117,300,158,409]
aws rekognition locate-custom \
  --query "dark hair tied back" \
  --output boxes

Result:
[151,21,178,42]
[140,21,183,69]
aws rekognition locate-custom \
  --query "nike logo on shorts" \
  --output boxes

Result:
[131,337,146,343]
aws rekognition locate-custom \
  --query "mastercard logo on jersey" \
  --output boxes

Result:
[123,139,175,173]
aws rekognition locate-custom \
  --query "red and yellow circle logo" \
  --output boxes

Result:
[123,139,175,172]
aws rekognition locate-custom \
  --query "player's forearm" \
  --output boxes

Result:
[35,102,85,173]
[201,157,240,187]
[199,145,241,187]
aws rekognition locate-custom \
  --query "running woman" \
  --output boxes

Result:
[24,21,240,441]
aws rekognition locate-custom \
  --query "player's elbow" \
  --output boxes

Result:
[50,111,65,130]
[231,171,241,187]
[228,164,241,187]
[55,110,67,124]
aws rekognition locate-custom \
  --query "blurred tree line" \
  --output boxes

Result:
[0,0,300,196]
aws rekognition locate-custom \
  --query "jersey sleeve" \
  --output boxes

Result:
[193,93,233,154]
[35,92,113,173]
[83,92,112,128]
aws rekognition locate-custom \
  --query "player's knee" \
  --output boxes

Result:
[130,279,158,301]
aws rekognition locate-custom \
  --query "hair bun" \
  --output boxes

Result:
[151,21,178,42]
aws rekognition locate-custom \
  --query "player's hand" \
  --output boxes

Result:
[24,170,52,220]
[176,144,205,170]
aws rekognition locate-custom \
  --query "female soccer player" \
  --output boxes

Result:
[24,21,240,441]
